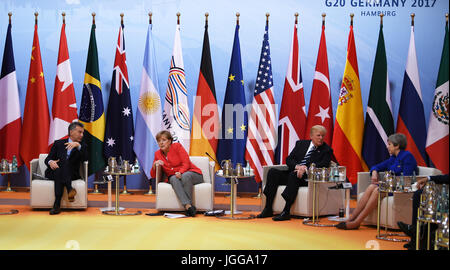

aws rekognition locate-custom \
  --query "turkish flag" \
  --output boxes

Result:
[20,23,50,169]
[305,24,333,145]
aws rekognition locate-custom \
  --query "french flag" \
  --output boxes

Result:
[0,21,22,166]
[396,24,428,166]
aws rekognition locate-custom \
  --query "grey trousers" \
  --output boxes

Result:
[168,171,204,206]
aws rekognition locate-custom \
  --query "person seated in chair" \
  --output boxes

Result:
[150,130,204,217]
[336,133,417,230]
[45,122,88,215]
[256,125,333,221]
[398,174,449,250]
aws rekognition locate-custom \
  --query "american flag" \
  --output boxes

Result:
[245,24,277,183]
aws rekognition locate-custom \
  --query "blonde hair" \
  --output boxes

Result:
[155,130,173,142]
[310,125,327,136]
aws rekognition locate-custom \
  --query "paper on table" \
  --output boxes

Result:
[163,213,188,219]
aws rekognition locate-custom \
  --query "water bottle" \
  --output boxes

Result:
[12,155,18,172]
[333,164,339,182]
[398,172,404,191]
[245,160,251,176]
[308,163,316,181]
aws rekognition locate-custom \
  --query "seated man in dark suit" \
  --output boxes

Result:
[45,122,88,215]
[397,174,449,250]
[257,125,333,221]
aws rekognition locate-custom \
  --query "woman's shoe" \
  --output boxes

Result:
[336,221,359,230]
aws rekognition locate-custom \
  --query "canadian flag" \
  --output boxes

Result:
[48,22,77,146]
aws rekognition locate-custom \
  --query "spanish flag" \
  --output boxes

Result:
[189,18,219,169]
[332,18,367,184]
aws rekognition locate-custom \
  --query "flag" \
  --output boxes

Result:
[104,23,135,162]
[0,21,22,166]
[79,22,106,175]
[275,21,306,165]
[19,23,50,169]
[332,22,367,184]
[305,22,333,145]
[162,24,191,152]
[216,24,248,165]
[189,20,219,169]
[133,23,162,179]
[426,21,449,174]
[48,21,77,147]
[396,24,428,167]
[362,23,394,169]
[245,23,277,183]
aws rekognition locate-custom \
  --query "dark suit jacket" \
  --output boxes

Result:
[45,139,88,181]
[430,174,449,185]
[285,140,333,173]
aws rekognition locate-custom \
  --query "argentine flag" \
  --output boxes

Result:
[133,24,162,179]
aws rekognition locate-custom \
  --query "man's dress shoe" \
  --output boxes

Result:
[256,208,273,218]
[49,208,61,215]
[272,211,291,221]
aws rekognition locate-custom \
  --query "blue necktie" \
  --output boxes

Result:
[299,145,316,165]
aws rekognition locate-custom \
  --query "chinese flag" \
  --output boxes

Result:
[20,23,50,169]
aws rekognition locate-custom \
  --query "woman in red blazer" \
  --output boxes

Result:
[150,130,203,216]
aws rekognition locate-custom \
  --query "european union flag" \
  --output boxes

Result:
[104,24,135,163]
[216,24,248,165]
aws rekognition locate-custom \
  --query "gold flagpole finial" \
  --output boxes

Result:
[295,12,299,25]
[350,13,354,26]
[177,12,180,25]
[266,12,270,25]
[62,12,66,24]
[380,13,384,25]
[120,13,124,24]
[34,12,38,25]
[92,12,96,24]
[149,12,152,24]
[322,13,326,26]
[205,12,209,26]
[8,12,12,24]
[446,13,449,23]
[411,13,415,26]
[236,12,240,25]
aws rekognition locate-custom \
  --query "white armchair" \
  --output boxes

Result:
[357,166,442,229]
[155,156,215,212]
[30,154,88,209]
[261,164,344,217]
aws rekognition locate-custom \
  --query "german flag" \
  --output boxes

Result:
[189,18,219,170]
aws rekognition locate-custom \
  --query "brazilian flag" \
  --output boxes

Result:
[79,22,106,175]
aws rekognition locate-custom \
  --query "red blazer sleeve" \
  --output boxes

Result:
[150,151,159,179]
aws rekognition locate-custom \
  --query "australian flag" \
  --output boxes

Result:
[216,24,248,165]
[104,23,135,163]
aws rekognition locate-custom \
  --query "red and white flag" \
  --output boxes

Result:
[245,23,277,183]
[0,21,22,165]
[305,22,333,144]
[275,21,307,165]
[48,21,78,146]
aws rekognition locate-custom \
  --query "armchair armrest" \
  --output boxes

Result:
[357,172,371,195]
[262,164,288,190]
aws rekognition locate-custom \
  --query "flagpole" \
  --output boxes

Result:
[350,13,354,26]
[35,12,38,25]
[295,12,298,25]
[236,12,240,26]
[90,11,105,196]
[380,13,384,26]
[205,12,209,26]
[177,12,180,25]
[322,12,326,26]
[62,12,65,24]
[119,12,133,196]
[8,12,12,24]
[144,11,154,196]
